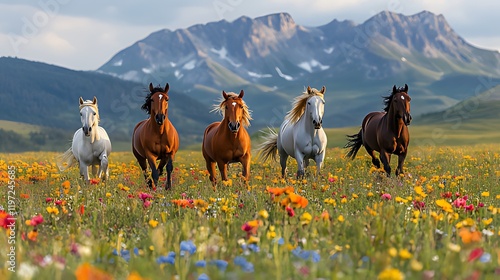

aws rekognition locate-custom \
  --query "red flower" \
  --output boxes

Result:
[413,200,425,210]
[55,200,63,205]
[286,206,295,217]
[468,248,484,262]
[89,178,100,185]
[45,198,53,203]
[465,204,475,212]
[0,211,15,229]
[241,223,252,232]
[381,193,392,200]
[441,192,452,198]
[138,192,153,202]
[78,204,85,215]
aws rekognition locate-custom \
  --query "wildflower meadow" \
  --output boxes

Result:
[1,145,500,279]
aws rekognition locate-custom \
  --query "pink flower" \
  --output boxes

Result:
[465,204,475,212]
[30,215,44,226]
[381,193,392,200]
[45,198,53,203]
[453,197,467,208]
[143,200,152,208]
[138,192,153,202]
[241,223,252,232]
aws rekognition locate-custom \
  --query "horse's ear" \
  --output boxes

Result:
[238,90,244,99]
[93,96,97,105]
[79,97,84,105]
[393,85,397,93]
[222,91,228,100]
[149,83,154,92]
[164,83,170,94]
[404,84,408,92]
[307,86,312,94]
[320,86,326,94]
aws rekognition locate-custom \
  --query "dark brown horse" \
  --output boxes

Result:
[132,83,179,190]
[345,84,411,176]
[202,90,252,187]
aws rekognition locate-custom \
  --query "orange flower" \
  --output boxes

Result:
[172,199,193,208]
[62,180,71,188]
[75,263,113,280]
[127,272,146,280]
[266,186,294,196]
[27,230,38,241]
[288,192,308,208]
[459,228,482,244]
[20,193,30,199]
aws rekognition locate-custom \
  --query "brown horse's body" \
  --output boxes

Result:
[202,90,252,187]
[132,83,179,190]
[345,84,411,176]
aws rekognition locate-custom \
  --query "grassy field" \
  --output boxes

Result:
[1,143,500,279]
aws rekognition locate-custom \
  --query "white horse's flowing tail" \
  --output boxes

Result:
[57,147,77,171]
[257,129,279,162]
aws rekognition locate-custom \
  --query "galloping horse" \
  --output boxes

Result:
[132,83,179,190]
[258,86,327,178]
[57,97,112,182]
[345,84,411,176]
[202,90,252,187]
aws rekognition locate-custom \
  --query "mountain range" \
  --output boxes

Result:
[1,10,500,151]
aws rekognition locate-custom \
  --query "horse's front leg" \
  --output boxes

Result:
[240,153,251,183]
[314,151,326,178]
[146,156,159,189]
[294,149,306,178]
[379,150,392,176]
[98,152,109,181]
[395,152,407,176]
[79,164,90,183]
[164,156,174,190]
[217,161,229,182]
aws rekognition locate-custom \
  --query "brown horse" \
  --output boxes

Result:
[132,83,179,190]
[345,84,411,176]
[202,90,252,187]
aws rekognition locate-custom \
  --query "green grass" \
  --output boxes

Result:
[2,144,500,279]
[0,120,42,136]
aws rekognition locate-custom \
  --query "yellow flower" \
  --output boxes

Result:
[258,210,269,219]
[148,220,159,228]
[377,267,404,280]
[398,249,412,259]
[106,192,112,197]
[367,192,374,197]
[447,243,461,252]
[388,248,397,257]
[435,199,453,213]
[248,235,260,244]
[481,191,490,197]
[46,206,59,215]
[300,212,312,225]
[337,215,345,223]
[410,259,423,271]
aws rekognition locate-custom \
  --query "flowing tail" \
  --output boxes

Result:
[257,129,279,162]
[57,147,77,171]
[344,130,363,160]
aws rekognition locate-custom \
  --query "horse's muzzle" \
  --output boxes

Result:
[228,122,240,134]
[403,113,412,126]
[313,119,322,129]
[155,114,165,125]
[82,126,91,136]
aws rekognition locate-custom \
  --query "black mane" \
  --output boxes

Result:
[141,85,164,115]
[382,84,408,112]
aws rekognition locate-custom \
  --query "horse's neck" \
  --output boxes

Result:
[148,116,168,135]
[298,112,316,137]
[90,123,100,144]
[385,109,404,137]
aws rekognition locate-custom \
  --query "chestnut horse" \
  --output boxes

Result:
[345,84,411,176]
[132,83,179,190]
[202,90,252,186]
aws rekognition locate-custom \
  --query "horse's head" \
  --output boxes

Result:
[306,86,326,129]
[222,90,245,134]
[148,83,169,126]
[389,84,412,126]
[79,96,99,137]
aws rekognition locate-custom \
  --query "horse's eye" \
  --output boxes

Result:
[307,102,311,105]
[80,113,82,116]
[93,112,96,116]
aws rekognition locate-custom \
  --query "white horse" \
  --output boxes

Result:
[57,97,112,182]
[258,86,327,178]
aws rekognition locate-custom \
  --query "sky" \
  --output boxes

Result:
[1,0,499,71]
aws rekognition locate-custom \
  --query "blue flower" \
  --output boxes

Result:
[209,260,228,271]
[156,251,176,264]
[180,240,197,255]
[248,244,260,252]
[112,249,131,262]
[234,256,254,273]
[197,273,210,280]
[195,260,207,267]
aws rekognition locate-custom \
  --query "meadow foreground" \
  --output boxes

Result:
[1,145,500,279]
